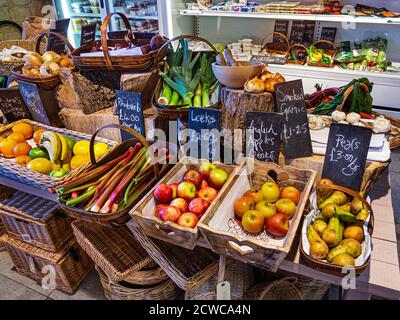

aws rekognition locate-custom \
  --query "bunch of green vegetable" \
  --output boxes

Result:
[157,39,218,108]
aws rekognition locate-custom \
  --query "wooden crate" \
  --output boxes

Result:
[198,158,317,272]
[130,156,239,250]
[0,191,73,252]
[1,234,93,294]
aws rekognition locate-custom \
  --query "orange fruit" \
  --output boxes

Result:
[0,139,18,158]
[12,122,33,139]
[16,155,32,166]
[7,132,26,143]
[13,142,32,157]
[33,129,46,145]
[0,137,4,143]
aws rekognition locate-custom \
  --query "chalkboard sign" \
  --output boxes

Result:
[303,21,316,45]
[81,23,97,46]
[274,79,313,160]
[290,21,306,44]
[47,19,70,54]
[18,81,50,125]
[251,55,287,65]
[319,27,337,50]
[116,90,145,141]
[322,123,372,191]
[0,88,31,123]
[274,20,289,43]
[188,107,222,161]
[108,31,127,40]
[245,112,283,163]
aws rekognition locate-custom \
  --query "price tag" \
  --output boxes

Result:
[290,20,306,44]
[28,256,36,274]
[216,281,231,300]
[274,20,289,42]
[250,55,287,65]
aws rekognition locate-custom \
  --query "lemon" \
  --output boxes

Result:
[94,142,109,159]
[70,154,90,170]
[73,140,90,155]
[27,158,52,175]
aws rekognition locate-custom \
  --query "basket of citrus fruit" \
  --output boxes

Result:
[0,119,115,190]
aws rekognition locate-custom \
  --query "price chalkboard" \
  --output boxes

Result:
[116,90,145,141]
[47,19,70,54]
[319,27,337,50]
[81,23,97,46]
[290,20,306,44]
[322,123,372,191]
[274,20,289,42]
[304,21,316,45]
[18,81,50,125]
[188,107,222,161]
[251,55,287,65]
[274,79,313,160]
[245,112,283,163]
[0,88,31,123]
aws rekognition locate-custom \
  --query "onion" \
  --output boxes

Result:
[23,52,43,67]
[59,57,74,68]
[39,61,60,77]
[42,51,61,64]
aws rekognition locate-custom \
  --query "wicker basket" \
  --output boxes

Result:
[371,112,400,151]
[300,184,374,276]
[244,277,303,300]
[0,222,5,251]
[185,259,255,300]
[0,39,46,76]
[0,191,73,252]
[1,234,93,294]
[0,184,14,201]
[287,44,308,65]
[131,156,239,250]
[97,267,180,300]
[71,220,169,284]
[198,159,317,271]
[307,40,336,68]
[59,123,169,228]
[0,119,115,190]
[261,32,290,57]
[152,35,220,121]
[71,13,168,72]
[11,32,74,90]
[128,220,219,292]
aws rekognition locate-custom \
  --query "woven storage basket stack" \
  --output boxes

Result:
[71,220,181,300]
[0,191,92,293]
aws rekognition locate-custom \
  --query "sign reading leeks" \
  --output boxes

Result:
[116,90,145,141]
[245,112,283,163]
[274,79,313,160]
[322,123,372,191]
[188,107,222,161]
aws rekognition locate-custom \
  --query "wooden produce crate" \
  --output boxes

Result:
[1,234,93,294]
[0,119,116,191]
[130,156,239,250]
[198,159,317,272]
[127,220,219,292]
[0,191,73,252]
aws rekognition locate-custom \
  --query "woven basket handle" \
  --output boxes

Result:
[259,277,302,300]
[35,31,74,54]
[312,39,336,51]
[261,32,290,55]
[154,34,219,66]
[89,123,159,179]
[101,12,133,70]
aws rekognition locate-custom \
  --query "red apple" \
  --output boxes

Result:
[169,198,189,213]
[155,204,168,218]
[153,184,173,203]
[265,213,290,237]
[200,180,209,189]
[208,168,228,189]
[198,162,217,179]
[183,169,203,189]
[177,181,196,202]
[189,198,209,217]
[242,210,265,234]
[255,201,276,220]
[275,198,297,219]
[169,183,179,199]
[159,205,181,222]
[234,196,255,218]
[280,186,301,205]
[178,212,198,228]
[261,181,281,203]
[243,189,263,204]
[198,187,218,203]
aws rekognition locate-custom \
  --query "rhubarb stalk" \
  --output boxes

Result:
[66,186,96,207]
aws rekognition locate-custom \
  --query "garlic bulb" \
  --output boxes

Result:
[331,110,346,122]
[244,77,265,93]
[373,117,391,133]
[308,115,325,130]
[338,120,348,124]
[346,112,361,124]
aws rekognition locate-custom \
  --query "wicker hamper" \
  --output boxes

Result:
[0,222,5,251]
[0,191,73,252]
[1,234,93,294]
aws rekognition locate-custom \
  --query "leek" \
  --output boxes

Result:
[158,82,172,105]
[193,83,202,107]
[169,91,180,105]
[200,53,217,107]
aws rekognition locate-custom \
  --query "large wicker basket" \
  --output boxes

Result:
[261,32,290,57]
[244,277,303,300]
[0,119,115,190]
[71,13,168,72]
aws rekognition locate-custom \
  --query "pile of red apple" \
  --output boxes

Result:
[154,163,229,228]
[234,181,302,237]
